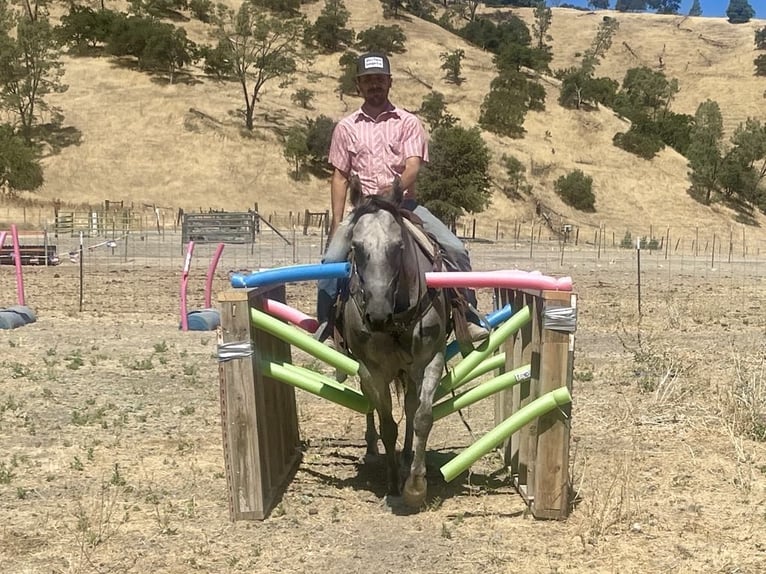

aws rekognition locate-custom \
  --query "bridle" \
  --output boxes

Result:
[346,209,439,337]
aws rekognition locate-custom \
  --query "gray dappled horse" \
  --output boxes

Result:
[331,180,449,508]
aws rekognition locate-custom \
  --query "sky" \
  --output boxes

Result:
[555,1,761,18]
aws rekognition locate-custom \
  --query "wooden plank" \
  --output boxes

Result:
[496,289,518,465]
[250,287,301,510]
[522,292,542,500]
[218,288,266,520]
[531,290,575,520]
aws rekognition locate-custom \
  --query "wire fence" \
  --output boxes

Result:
[2,216,766,318]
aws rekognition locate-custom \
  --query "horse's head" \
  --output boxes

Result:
[342,177,406,330]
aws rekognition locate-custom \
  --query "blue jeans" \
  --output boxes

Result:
[316,204,476,324]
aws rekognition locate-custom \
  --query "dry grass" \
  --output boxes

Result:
[1,3,760,240]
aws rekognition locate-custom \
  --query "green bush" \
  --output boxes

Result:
[554,169,596,212]
[355,25,406,54]
[613,124,664,160]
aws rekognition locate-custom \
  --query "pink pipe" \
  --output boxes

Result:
[11,225,25,306]
[180,241,195,331]
[0,231,6,248]
[262,298,320,333]
[426,270,572,291]
[204,243,225,308]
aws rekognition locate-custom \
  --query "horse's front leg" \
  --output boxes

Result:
[359,369,399,496]
[364,412,379,457]
[402,376,418,466]
[403,352,445,509]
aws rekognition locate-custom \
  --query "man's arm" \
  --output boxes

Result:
[329,168,349,239]
[398,156,422,200]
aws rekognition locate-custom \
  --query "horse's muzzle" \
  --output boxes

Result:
[365,313,392,331]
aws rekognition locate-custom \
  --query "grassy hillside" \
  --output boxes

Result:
[12,2,766,238]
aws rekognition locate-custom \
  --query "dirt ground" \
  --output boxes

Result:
[1,242,766,574]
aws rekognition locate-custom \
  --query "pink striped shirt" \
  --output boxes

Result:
[328,104,428,198]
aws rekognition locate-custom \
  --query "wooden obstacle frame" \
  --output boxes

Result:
[217,284,575,521]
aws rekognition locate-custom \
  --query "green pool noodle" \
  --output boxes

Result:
[250,307,359,376]
[438,305,531,395]
[434,353,509,402]
[262,362,371,414]
[432,364,531,421]
[280,362,361,394]
[440,387,572,483]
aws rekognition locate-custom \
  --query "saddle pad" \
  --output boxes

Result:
[402,217,439,263]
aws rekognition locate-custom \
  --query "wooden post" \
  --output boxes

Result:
[496,288,575,520]
[532,290,575,519]
[218,286,301,520]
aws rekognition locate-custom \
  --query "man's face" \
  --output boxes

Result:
[357,74,392,108]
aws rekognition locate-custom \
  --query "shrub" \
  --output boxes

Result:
[554,169,596,212]
[355,25,406,55]
[613,124,664,160]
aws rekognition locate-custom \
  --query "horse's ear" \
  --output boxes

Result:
[391,177,404,206]
[349,175,362,208]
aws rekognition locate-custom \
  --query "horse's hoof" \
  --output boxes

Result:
[403,475,427,509]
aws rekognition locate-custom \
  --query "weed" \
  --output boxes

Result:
[153,341,168,353]
[722,349,766,442]
[129,358,154,371]
[67,352,84,370]
[182,364,198,376]
[16,487,28,499]
[427,496,444,511]
[0,462,14,484]
[110,464,126,486]
[574,369,594,382]
[71,456,85,471]
[10,363,31,378]
[152,501,178,535]
[8,339,17,348]
[41,388,53,399]
[440,522,452,539]
[46,348,56,356]
[572,447,640,542]
[179,405,195,416]
[1,395,22,413]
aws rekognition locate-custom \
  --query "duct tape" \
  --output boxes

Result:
[217,341,254,362]
[543,304,577,333]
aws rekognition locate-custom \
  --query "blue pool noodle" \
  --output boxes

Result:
[231,262,352,289]
[445,303,513,361]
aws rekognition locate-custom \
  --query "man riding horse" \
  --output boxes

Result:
[316,52,488,344]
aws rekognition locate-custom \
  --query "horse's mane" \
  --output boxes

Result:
[348,175,405,226]
[350,194,403,226]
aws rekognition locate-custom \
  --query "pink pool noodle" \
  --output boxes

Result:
[204,243,225,308]
[262,298,320,333]
[0,231,6,249]
[425,270,572,291]
[180,241,195,331]
[11,225,25,306]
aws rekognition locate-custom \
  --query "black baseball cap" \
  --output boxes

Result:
[356,52,391,76]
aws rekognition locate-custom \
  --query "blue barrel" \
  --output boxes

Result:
[0,305,36,329]
[185,308,221,331]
